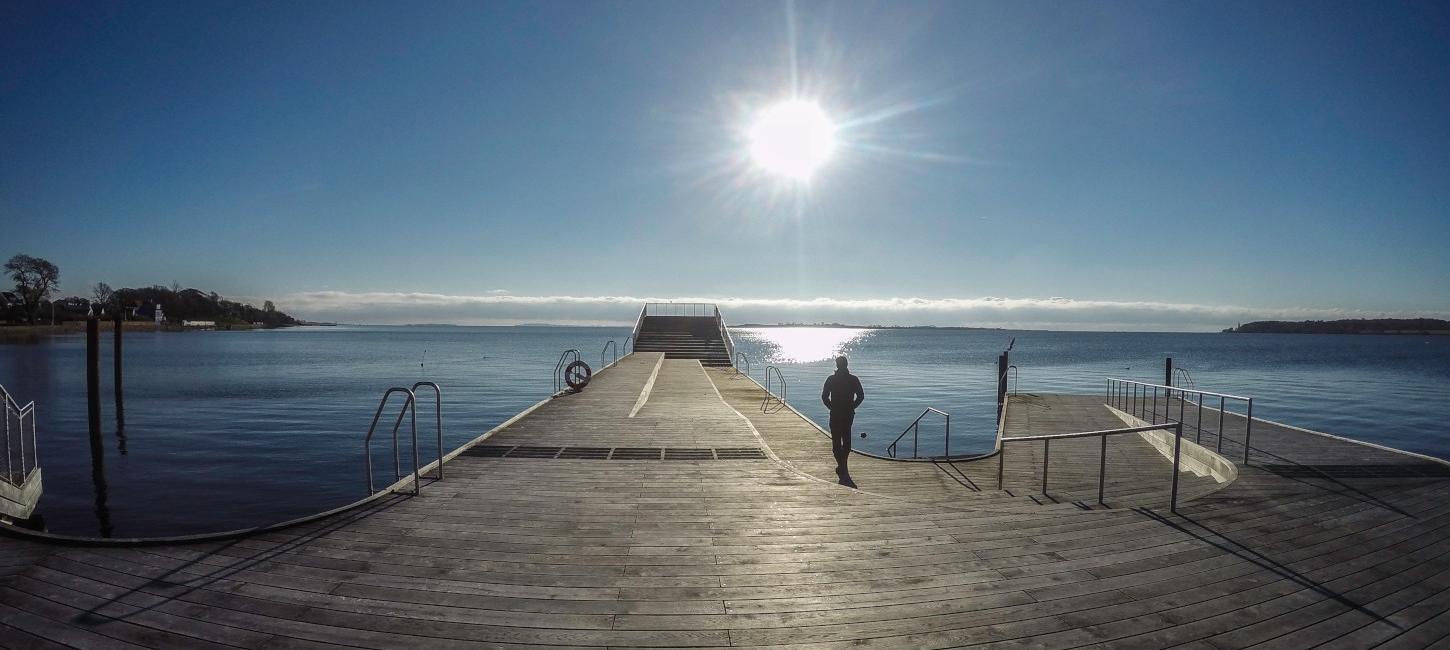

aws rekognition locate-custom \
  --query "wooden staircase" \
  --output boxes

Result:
[633,315,732,366]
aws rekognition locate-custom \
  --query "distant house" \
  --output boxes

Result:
[182,320,216,329]
[135,303,165,323]
[57,297,91,313]
[0,291,18,308]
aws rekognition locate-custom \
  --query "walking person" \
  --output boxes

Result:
[821,355,865,478]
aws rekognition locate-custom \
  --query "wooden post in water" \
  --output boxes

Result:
[86,316,101,439]
[996,352,1009,424]
[86,314,113,536]
[1165,357,1173,389]
[113,311,127,453]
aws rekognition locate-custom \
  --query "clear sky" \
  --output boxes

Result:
[4,1,1448,330]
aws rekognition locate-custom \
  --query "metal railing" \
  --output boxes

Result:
[602,340,618,368]
[887,407,951,459]
[761,365,787,413]
[716,306,735,362]
[2,384,39,488]
[364,387,420,495]
[734,352,751,378]
[998,421,1186,512]
[410,381,444,480]
[553,349,581,394]
[628,304,646,352]
[1106,378,1254,465]
[643,302,717,317]
[623,335,633,355]
[1007,365,1019,395]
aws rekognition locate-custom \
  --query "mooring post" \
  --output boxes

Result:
[113,311,127,453]
[996,352,1009,424]
[1165,357,1173,390]
[87,316,101,440]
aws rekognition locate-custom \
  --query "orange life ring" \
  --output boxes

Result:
[564,360,593,391]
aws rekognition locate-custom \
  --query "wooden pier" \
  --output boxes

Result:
[4,352,1450,648]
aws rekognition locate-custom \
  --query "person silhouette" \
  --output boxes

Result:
[821,355,865,477]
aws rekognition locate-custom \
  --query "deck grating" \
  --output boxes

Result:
[610,447,665,460]
[555,446,613,459]
[460,445,769,461]
[664,447,716,460]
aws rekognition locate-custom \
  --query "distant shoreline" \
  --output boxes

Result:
[1224,318,1450,335]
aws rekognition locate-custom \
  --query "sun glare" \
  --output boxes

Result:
[748,100,837,180]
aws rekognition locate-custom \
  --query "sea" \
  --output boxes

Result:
[2,325,1447,537]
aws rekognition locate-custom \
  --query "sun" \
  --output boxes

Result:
[748,99,837,180]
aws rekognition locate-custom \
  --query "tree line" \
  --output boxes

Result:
[4,253,297,328]
[1226,319,1450,334]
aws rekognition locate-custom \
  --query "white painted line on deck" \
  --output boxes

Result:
[628,353,666,418]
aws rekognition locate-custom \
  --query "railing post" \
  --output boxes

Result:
[1195,393,1204,444]
[1171,422,1183,514]
[944,413,950,459]
[1217,395,1226,453]
[912,421,919,459]
[1042,438,1050,495]
[3,394,11,482]
[1244,398,1254,466]
[1098,434,1107,505]
[1151,387,1158,424]
[409,394,420,495]
[997,445,1005,490]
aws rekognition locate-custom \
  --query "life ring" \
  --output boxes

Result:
[564,360,593,391]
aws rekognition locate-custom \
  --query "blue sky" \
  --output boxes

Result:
[3,1,1448,329]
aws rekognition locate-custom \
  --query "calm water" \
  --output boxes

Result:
[2,325,1447,536]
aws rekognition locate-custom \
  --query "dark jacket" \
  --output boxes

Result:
[821,370,865,413]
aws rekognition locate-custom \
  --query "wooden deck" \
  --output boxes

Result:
[4,353,1450,648]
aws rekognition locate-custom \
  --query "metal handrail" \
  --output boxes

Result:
[1107,378,1249,401]
[623,335,633,355]
[602,340,618,368]
[886,407,951,459]
[734,352,751,378]
[998,421,1186,512]
[716,306,735,362]
[1173,367,1195,391]
[552,349,581,393]
[643,302,717,317]
[363,387,420,495]
[2,384,39,488]
[1106,378,1254,465]
[410,381,444,480]
[1008,365,1019,395]
[629,304,646,351]
[761,365,787,413]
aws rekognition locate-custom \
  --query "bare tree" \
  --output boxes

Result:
[4,254,61,325]
[92,282,115,307]
[264,300,275,313]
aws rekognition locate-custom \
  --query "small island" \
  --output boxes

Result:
[1224,318,1450,335]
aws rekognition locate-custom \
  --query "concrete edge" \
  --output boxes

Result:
[1188,400,1450,468]
[1106,405,1240,485]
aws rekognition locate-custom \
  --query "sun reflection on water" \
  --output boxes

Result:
[732,327,874,364]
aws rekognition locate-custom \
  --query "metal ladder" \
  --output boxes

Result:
[363,382,443,495]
